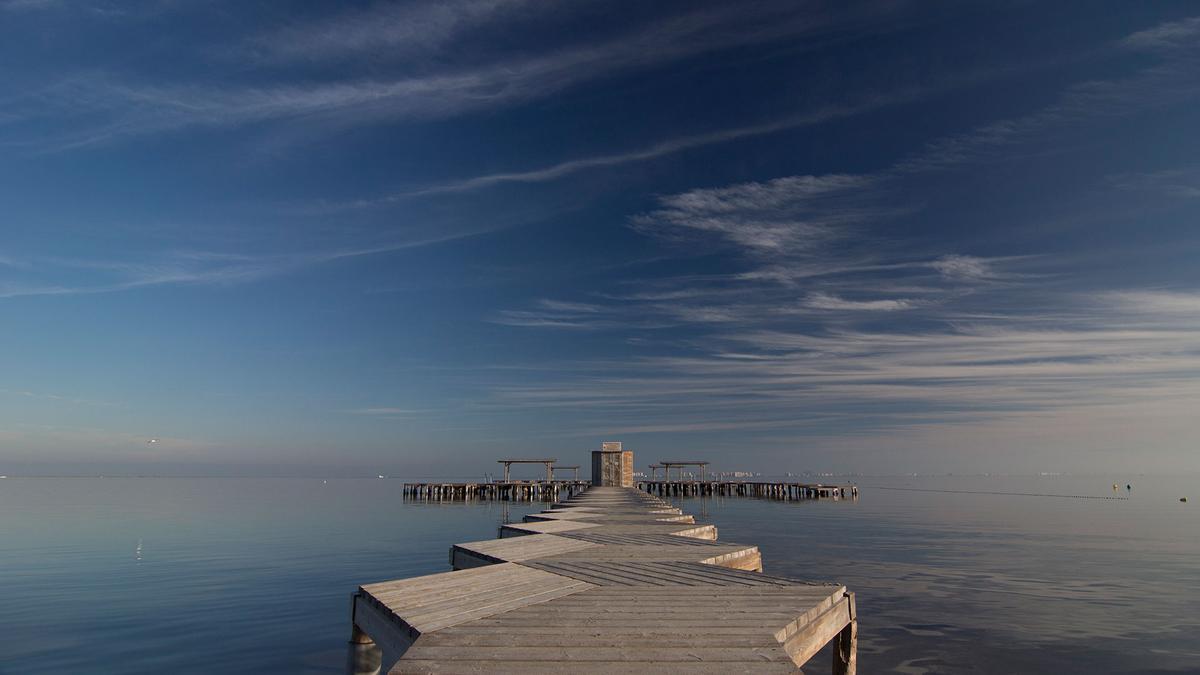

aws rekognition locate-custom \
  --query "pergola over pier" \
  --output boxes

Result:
[497,458,558,482]
[551,465,580,481]
[659,461,709,482]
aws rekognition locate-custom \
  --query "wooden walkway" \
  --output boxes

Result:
[403,480,589,501]
[401,479,858,503]
[350,486,857,674]
[639,480,859,500]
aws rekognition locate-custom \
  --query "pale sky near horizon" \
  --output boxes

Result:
[2,1,1200,476]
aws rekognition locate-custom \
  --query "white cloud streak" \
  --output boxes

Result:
[4,2,904,151]
[478,18,1200,468]
[630,16,1200,265]
[0,0,56,10]
[803,292,915,311]
[1121,16,1200,51]
[0,233,474,300]
[348,408,423,416]
[249,0,539,64]
[366,93,931,203]
[1105,290,1200,315]
[930,254,996,281]
[1110,166,1200,199]
[338,11,1200,209]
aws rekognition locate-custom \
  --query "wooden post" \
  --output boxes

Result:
[833,592,857,675]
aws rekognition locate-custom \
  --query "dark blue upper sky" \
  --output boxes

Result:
[3,0,1199,476]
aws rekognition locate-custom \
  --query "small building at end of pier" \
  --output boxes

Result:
[591,440,633,487]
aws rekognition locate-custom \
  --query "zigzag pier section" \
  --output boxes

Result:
[352,443,859,674]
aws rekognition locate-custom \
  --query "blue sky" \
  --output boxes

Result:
[2,1,1199,476]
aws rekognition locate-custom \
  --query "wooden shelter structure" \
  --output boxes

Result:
[551,465,580,481]
[497,458,557,482]
[659,460,709,482]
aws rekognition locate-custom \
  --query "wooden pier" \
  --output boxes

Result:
[403,480,590,501]
[640,480,858,500]
[350,486,857,673]
[403,480,858,503]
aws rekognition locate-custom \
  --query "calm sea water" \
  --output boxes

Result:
[1,475,1197,674]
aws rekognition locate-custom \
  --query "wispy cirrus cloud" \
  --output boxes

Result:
[632,174,884,254]
[0,233,477,300]
[802,292,916,311]
[478,292,1200,461]
[1,0,53,10]
[358,91,933,204]
[477,17,1200,466]
[930,254,1000,281]
[347,407,424,417]
[493,17,1200,336]
[1105,289,1200,315]
[490,303,610,329]
[248,0,539,64]
[0,388,114,407]
[1120,15,1200,51]
[3,2,906,151]
[627,15,1200,276]
[334,12,1200,207]
[1110,166,1200,199]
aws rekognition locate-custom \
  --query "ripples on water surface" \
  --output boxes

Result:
[1,475,1197,673]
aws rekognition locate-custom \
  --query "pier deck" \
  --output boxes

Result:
[351,486,857,673]
[639,480,858,500]
[401,479,858,502]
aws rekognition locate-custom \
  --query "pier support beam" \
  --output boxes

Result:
[346,624,381,675]
[833,592,858,675]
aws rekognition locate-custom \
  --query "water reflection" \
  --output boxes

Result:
[666,474,1200,673]
[345,641,381,675]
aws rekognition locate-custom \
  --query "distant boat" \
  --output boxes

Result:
[378,475,385,479]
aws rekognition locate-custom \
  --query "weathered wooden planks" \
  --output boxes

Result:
[524,510,694,523]
[351,486,856,674]
[450,533,601,570]
[498,519,604,537]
